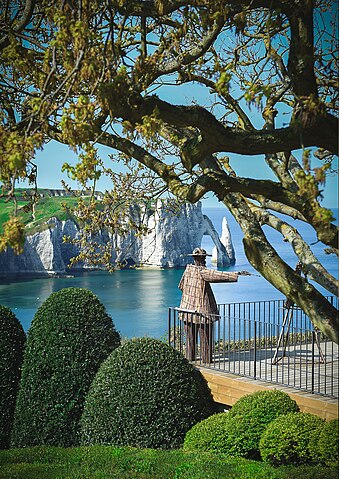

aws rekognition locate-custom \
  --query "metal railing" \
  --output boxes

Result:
[168,297,338,398]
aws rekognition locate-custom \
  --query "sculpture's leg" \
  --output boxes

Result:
[185,320,197,361]
[200,320,213,363]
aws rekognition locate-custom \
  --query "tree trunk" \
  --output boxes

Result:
[224,193,338,344]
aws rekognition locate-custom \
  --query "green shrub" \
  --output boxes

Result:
[183,390,299,458]
[80,337,213,449]
[0,305,26,449]
[11,287,120,448]
[228,389,299,420]
[224,389,299,458]
[183,412,230,453]
[259,412,324,466]
[309,419,339,467]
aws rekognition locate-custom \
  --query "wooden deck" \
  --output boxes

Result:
[193,341,338,420]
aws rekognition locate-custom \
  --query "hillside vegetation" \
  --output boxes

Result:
[0,189,79,234]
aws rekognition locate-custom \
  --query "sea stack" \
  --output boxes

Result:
[212,216,235,266]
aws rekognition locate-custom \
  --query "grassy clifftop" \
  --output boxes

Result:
[0,189,79,235]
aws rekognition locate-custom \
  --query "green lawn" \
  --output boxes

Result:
[0,446,336,479]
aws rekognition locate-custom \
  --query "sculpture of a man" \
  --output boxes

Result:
[179,247,243,363]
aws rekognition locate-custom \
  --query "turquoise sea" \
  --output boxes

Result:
[0,207,337,338]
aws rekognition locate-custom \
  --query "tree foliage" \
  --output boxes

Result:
[0,0,338,341]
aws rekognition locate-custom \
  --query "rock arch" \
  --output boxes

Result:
[202,215,235,267]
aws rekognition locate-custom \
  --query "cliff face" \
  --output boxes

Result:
[0,217,80,276]
[0,202,235,276]
[212,217,236,266]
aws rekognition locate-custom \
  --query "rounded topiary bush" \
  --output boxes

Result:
[223,389,299,458]
[228,389,299,420]
[183,390,299,458]
[309,419,339,467]
[80,337,213,449]
[11,287,120,448]
[0,305,26,449]
[259,412,324,466]
[183,412,230,453]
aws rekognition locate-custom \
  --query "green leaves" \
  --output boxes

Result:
[0,129,43,183]
[215,71,232,96]
[244,83,273,110]
[184,390,299,459]
[0,305,26,449]
[0,217,25,255]
[11,288,120,448]
[259,412,324,466]
[81,337,213,449]
[60,96,97,148]
[62,144,101,186]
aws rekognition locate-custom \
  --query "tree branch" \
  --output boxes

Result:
[252,205,338,295]
[0,0,36,49]
[248,196,307,222]
[136,96,338,155]
[180,72,254,130]
[264,152,298,191]
[151,17,225,81]
[223,191,338,343]
[96,131,210,202]
[287,1,318,98]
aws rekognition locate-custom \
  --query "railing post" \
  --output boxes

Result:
[254,321,257,379]
[311,330,315,394]
[169,299,337,399]
[168,307,171,347]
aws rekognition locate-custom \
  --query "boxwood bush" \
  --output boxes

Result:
[183,390,299,458]
[259,412,324,466]
[11,287,120,448]
[0,305,26,449]
[80,337,214,449]
[183,412,230,453]
[309,419,339,467]
[225,390,299,458]
[228,390,299,419]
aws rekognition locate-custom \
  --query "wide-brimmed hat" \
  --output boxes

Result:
[188,247,212,257]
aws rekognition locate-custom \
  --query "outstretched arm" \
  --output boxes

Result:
[200,269,239,283]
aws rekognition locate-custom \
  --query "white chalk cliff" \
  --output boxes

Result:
[212,216,235,266]
[0,202,235,275]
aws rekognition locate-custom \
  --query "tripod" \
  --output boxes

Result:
[272,263,325,365]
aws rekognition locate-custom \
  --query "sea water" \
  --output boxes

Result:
[0,207,337,338]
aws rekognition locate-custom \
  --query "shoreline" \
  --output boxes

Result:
[0,264,189,282]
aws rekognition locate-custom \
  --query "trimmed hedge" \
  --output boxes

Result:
[80,337,214,449]
[0,305,26,449]
[183,412,230,453]
[259,412,324,466]
[309,419,339,467]
[11,287,120,448]
[225,390,299,458]
[228,390,299,420]
[183,390,299,458]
